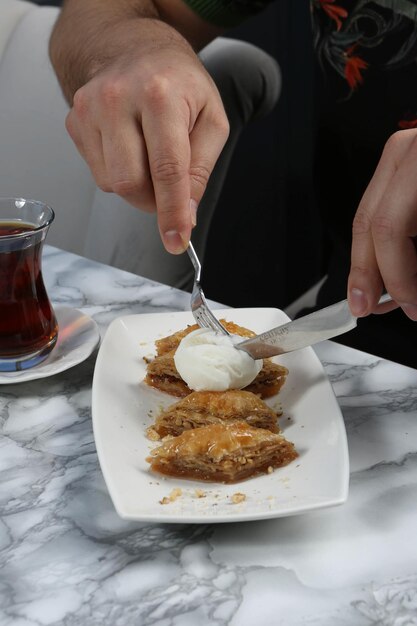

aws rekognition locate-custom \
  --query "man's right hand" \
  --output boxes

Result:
[50,2,229,253]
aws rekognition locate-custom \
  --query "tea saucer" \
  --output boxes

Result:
[0,307,100,384]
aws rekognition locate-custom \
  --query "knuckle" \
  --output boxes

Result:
[158,206,180,225]
[349,264,373,282]
[371,213,395,242]
[383,129,415,158]
[151,158,186,185]
[72,88,90,120]
[384,130,404,152]
[352,209,371,236]
[143,75,171,107]
[158,206,188,230]
[190,163,211,191]
[214,114,230,139]
[99,80,127,110]
[111,179,140,197]
[159,206,177,219]
[206,106,230,140]
[65,112,76,138]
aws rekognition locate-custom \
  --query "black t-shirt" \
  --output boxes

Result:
[186,0,417,366]
[309,2,417,367]
[313,0,417,130]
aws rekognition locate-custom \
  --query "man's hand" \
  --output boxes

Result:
[348,129,417,321]
[50,2,228,253]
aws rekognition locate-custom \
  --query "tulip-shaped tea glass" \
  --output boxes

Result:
[0,198,58,371]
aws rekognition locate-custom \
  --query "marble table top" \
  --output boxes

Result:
[1,246,416,626]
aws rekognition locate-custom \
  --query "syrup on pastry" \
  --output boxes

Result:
[144,320,297,485]
[145,350,287,399]
[153,389,281,437]
[146,421,298,484]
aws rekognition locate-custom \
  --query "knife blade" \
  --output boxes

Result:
[235,293,393,359]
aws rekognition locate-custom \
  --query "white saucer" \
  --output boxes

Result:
[0,307,100,384]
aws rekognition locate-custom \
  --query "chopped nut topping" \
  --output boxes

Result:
[159,488,182,505]
[146,427,161,441]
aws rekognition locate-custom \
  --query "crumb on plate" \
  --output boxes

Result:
[159,488,182,505]
[231,492,246,504]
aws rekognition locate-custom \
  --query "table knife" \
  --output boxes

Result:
[235,293,393,359]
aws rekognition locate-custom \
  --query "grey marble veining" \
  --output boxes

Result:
[1,246,417,626]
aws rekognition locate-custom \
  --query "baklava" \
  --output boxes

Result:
[145,320,287,398]
[147,421,298,483]
[152,389,281,437]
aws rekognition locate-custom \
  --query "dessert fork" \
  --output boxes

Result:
[187,242,229,335]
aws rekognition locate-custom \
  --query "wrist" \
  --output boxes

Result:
[50,4,193,103]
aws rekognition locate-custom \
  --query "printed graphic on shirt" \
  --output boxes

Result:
[311,0,417,126]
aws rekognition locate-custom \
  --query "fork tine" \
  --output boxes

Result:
[199,309,215,331]
[186,243,229,335]
[195,303,225,334]
[197,314,212,330]
[199,303,226,334]
[201,306,219,329]
[195,309,214,331]
[195,285,221,330]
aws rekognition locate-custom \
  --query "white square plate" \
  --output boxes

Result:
[92,308,349,523]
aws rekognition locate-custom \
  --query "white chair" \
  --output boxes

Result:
[0,0,281,289]
[0,0,95,256]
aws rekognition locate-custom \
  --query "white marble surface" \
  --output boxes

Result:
[1,246,416,625]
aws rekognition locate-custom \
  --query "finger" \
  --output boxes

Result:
[67,101,111,193]
[348,131,416,315]
[349,198,384,317]
[373,215,417,316]
[101,119,156,213]
[188,105,229,224]
[371,141,417,320]
[142,101,192,254]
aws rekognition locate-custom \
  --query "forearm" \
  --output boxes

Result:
[49,0,221,104]
[50,1,168,103]
[48,0,229,254]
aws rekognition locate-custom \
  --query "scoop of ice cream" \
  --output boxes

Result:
[174,328,262,392]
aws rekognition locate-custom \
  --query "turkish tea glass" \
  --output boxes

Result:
[0,198,58,371]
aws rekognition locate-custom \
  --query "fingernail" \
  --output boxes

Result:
[400,303,417,321]
[190,199,198,227]
[163,230,188,254]
[349,288,367,316]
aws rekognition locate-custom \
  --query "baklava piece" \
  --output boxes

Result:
[146,421,298,483]
[152,389,280,437]
[244,359,288,398]
[145,319,288,397]
[145,349,288,399]
[145,348,189,397]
